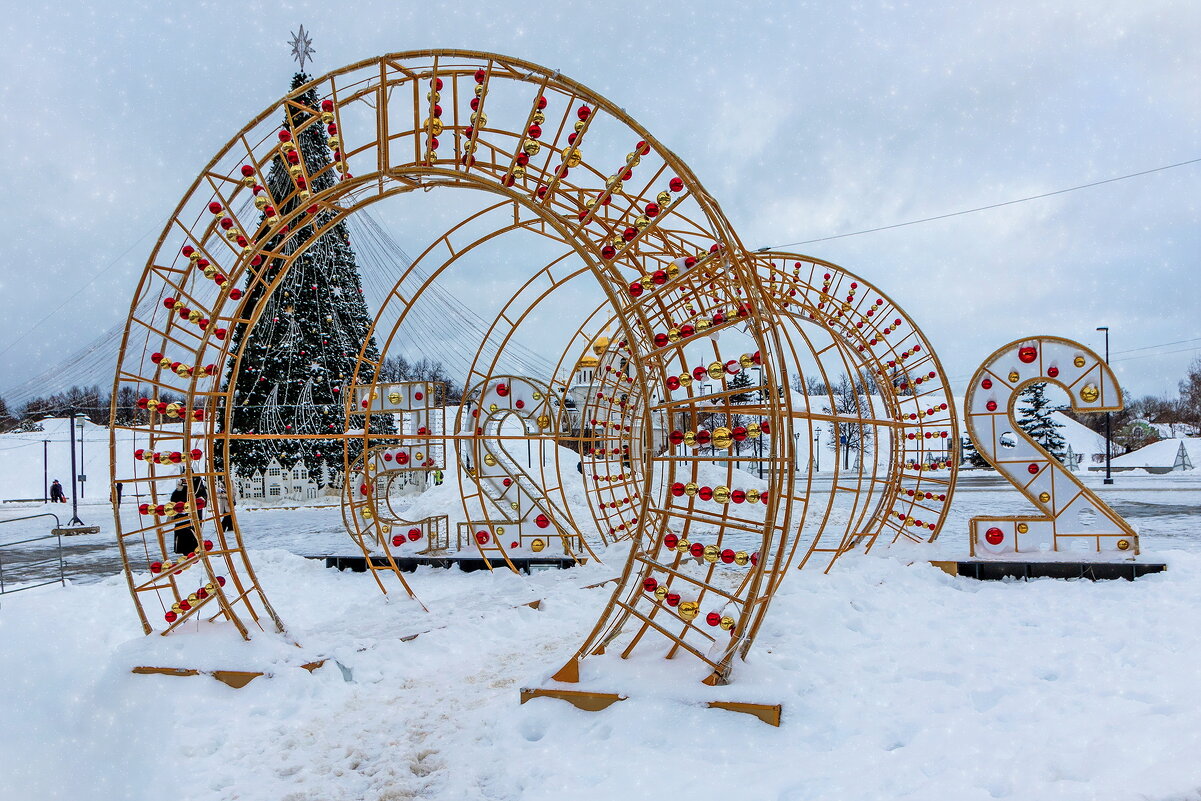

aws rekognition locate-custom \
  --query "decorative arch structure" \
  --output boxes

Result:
[110,51,956,688]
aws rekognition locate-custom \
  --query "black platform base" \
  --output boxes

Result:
[312,554,579,574]
[932,560,1167,581]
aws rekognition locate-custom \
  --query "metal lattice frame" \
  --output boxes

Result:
[109,51,958,688]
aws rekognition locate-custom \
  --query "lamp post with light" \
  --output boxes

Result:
[1096,326,1113,485]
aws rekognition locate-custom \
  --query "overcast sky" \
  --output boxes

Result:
[0,0,1197,404]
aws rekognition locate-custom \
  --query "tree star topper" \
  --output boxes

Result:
[289,25,315,72]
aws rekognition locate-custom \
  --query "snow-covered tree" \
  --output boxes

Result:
[222,73,389,482]
[960,435,992,469]
[1017,382,1067,462]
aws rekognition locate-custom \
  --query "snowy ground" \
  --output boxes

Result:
[2,472,1200,800]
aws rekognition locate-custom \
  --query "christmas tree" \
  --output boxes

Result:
[1017,382,1067,462]
[222,72,389,483]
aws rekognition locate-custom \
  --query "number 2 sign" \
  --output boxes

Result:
[964,336,1138,557]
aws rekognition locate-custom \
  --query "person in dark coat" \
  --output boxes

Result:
[191,476,208,521]
[49,480,66,503]
[170,479,198,555]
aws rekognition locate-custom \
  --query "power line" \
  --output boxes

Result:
[1111,336,1201,356]
[1113,345,1201,364]
[761,157,1201,249]
[0,222,161,362]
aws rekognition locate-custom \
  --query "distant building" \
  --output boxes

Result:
[234,457,328,502]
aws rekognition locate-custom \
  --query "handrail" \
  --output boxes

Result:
[0,513,67,597]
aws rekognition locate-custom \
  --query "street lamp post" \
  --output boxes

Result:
[1096,326,1113,485]
[67,411,84,525]
[77,414,86,498]
[814,427,821,473]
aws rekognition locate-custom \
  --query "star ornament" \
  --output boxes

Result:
[289,25,315,72]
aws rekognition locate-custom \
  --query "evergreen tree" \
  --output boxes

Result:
[223,73,389,483]
[961,435,992,469]
[0,396,15,432]
[1017,382,1067,462]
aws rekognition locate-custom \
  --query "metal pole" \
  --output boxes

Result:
[78,416,85,498]
[68,411,84,525]
[1097,326,1113,485]
[42,440,49,503]
[814,428,820,473]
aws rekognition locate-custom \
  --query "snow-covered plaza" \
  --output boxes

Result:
[2,471,1200,800]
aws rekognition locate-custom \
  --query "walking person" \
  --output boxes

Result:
[112,482,124,507]
[216,483,234,533]
[170,479,198,555]
[49,479,66,503]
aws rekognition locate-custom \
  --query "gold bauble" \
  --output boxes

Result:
[719,616,736,631]
[634,215,650,230]
[483,453,497,467]
[531,538,546,552]
[415,453,424,461]
[288,164,302,177]
[496,527,505,535]
[426,90,440,102]
[1073,355,1086,368]
[739,353,754,368]
[281,141,296,153]
[733,551,750,566]
[471,111,488,126]
[299,190,312,200]
[522,140,539,156]
[707,362,725,380]
[668,328,681,342]
[328,135,341,149]
[1080,384,1100,403]
[695,319,711,333]
[254,196,268,210]
[626,152,641,166]
[675,538,690,553]
[536,414,550,429]
[361,508,374,519]
[424,118,444,135]
[678,601,699,620]
[679,373,693,387]
[532,391,543,400]
[712,428,733,450]
[488,403,499,412]
[474,84,485,97]
[746,423,761,438]
[656,191,671,206]
[388,392,401,404]
[666,264,679,279]
[1038,491,1050,503]
[1016,523,1029,534]
[1117,539,1130,551]
[703,544,720,562]
[321,111,334,124]
[380,524,391,534]
[745,489,760,504]
[713,486,731,504]
[683,431,697,447]
[654,585,668,600]
[574,120,586,132]
[510,502,519,511]
[1008,370,1020,383]
[532,110,546,125]
[512,165,526,178]
[584,198,596,209]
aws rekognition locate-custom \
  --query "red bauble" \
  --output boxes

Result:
[706,612,721,626]
[1027,463,1040,474]
[577,106,591,120]
[208,201,222,214]
[535,514,550,529]
[665,592,680,606]
[986,400,997,412]
[720,549,735,564]
[278,130,292,142]
[669,430,684,445]
[670,482,685,497]
[985,527,1004,545]
[643,577,658,592]
[664,533,679,550]
[408,529,422,542]
[527,124,542,139]
[475,530,490,544]
[981,378,992,389]
[698,486,713,502]
[1018,346,1037,363]
[164,611,177,623]
[1047,366,1059,378]
[669,177,684,192]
